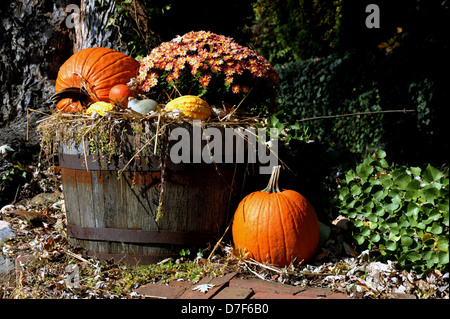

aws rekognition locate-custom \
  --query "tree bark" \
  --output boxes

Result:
[73,0,129,52]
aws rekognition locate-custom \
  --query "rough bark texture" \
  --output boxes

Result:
[0,0,131,205]
[73,0,129,52]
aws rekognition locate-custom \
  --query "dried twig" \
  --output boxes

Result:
[296,109,415,122]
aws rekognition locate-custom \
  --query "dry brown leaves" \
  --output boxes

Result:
[1,167,448,299]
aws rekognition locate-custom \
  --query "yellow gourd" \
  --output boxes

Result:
[85,102,115,116]
[165,95,211,120]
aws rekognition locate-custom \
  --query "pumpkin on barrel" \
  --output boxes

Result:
[51,47,139,113]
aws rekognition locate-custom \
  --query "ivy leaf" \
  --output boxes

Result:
[393,172,412,189]
[355,235,365,245]
[406,251,422,262]
[345,170,356,183]
[380,174,393,188]
[409,167,421,177]
[405,179,421,200]
[422,233,435,246]
[427,222,443,235]
[375,149,386,159]
[420,184,439,205]
[350,183,361,196]
[360,226,371,237]
[268,115,285,132]
[401,236,413,247]
[423,164,442,183]
[406,202,419,218]
[398,216,410,228]
[383,202,400,213]
[426,251,439,268]
[370,233,381,243]
[371,184,386,200]
[356,163,373,181]
[361,181,373,193]
[438,251,449,265]
[443,210,449,227]
[385,240,398,251]
[437,236,449,252]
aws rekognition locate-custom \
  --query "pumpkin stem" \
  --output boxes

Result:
[262,165,281,193]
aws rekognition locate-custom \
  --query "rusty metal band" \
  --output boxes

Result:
[67,224,217,246]
[59,153,169,171]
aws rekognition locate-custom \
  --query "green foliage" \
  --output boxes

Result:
[1,162,28,182]
[272,52,384,153]
[271,46,447,165]
[97,0,171,58]
[335,150,449,275]
[252,0,343,63]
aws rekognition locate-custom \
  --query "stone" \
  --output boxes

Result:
[0,220,15,243]
[30,191,62,206]
[0,220,15,281]
[0,255,15,276]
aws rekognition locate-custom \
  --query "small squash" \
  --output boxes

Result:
[128,98,159,114]
[85,102,115,116]
[109,84,136,108]
[165,95,211,120]
[232,165,320,267]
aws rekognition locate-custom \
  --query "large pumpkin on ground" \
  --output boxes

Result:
[53,47,139,113]
[232,165,320,267]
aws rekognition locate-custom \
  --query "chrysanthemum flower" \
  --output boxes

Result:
[135,31,279,112]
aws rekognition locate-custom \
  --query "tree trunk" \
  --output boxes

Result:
[0,0,135,205]
[73,0,129,52]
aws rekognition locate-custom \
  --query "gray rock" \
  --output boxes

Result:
[0,221,15,280]
[0,255,15,276]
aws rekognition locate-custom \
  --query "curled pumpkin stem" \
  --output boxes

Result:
[262,165,281,193]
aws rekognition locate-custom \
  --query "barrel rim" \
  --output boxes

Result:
[58,152,239,171]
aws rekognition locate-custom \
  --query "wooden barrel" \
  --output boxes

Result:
[59,122,246,265]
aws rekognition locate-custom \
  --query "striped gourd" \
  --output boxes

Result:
[165,95,211,120]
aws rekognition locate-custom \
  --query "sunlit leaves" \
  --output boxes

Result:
[335,150,449,275]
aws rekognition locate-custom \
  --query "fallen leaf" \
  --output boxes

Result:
[332,215,349,230]
[192,284,215,293]
[343,242,358,257]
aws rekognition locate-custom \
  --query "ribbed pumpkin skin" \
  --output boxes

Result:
[165,95,212,120]
[232,189,320,267]
[55,47,139,113]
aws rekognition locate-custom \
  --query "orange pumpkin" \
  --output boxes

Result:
[232,165,319,267]
[53,47,139,113]
[109,84,136,108]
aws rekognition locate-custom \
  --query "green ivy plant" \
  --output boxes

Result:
[273,53,385,153]
[335,150,449,275]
